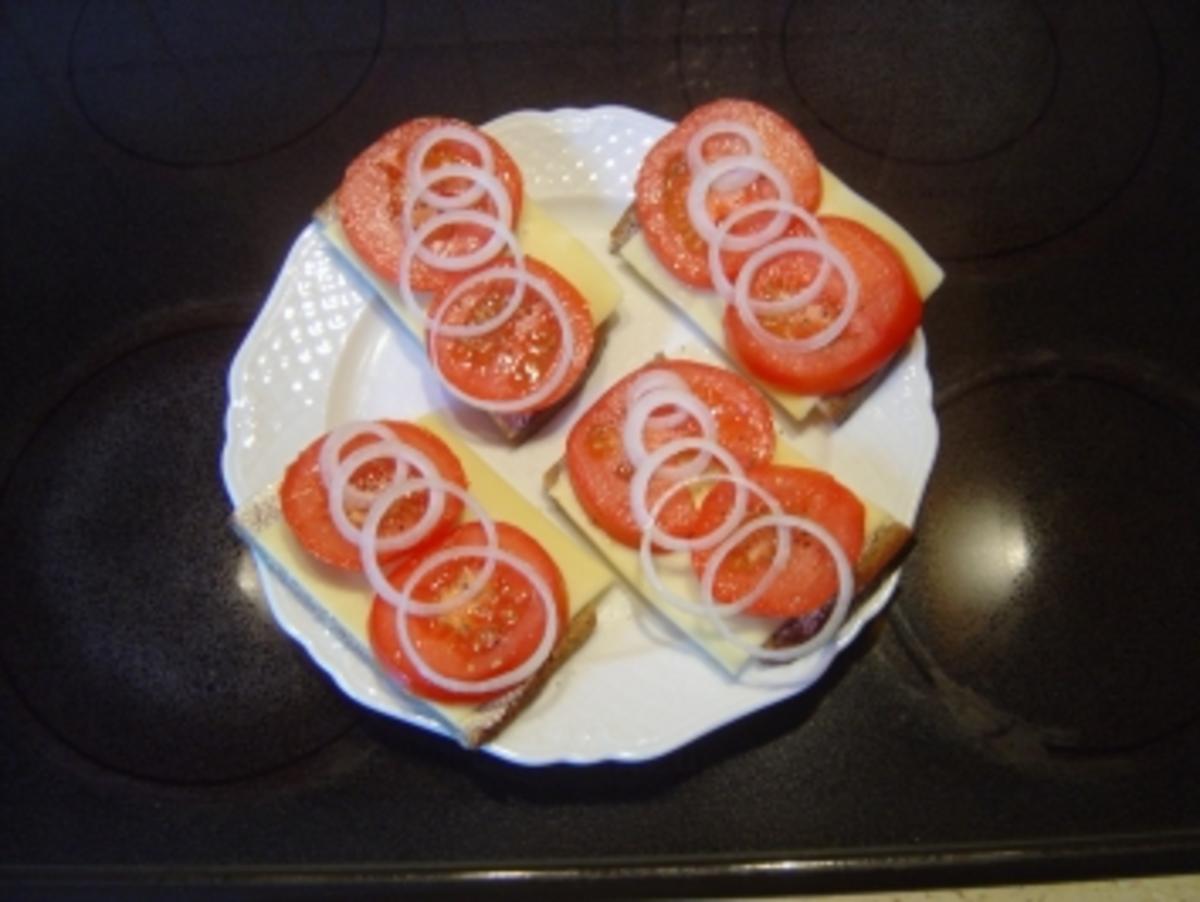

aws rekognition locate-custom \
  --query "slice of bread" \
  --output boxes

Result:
[763,518,912,651]
[609,157,943,427]
[314,194,618,442]
[543,368,914,675]
[231,414,614,747]
[233,486,601,747]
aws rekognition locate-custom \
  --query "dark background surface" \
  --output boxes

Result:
[2,1,1199,897]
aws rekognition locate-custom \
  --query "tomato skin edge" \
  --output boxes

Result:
[565,358,777,550]
[335,117,525,290]
[690,463,866,619]
[424,256,597,416]
[724,216,924,397]
[635,98,823,290]
[367,521,570,704]
[278,420,468,573]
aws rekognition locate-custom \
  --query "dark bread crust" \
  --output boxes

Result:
[609,202,641,253]
[608,201,904,427]
[765,519,913,650]
[545,453,914,657]
[464,599,599,746]
[313,197,607,443]
[232,483,602,749]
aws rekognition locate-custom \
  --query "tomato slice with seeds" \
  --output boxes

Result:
[335,117,524,292]
[368,521,568,703]
[691,464,865,618]
[635,98,822,289]
[724,216,923,396]
[426,256,596,414]
[279,421,467,572]
[565,360,776,549]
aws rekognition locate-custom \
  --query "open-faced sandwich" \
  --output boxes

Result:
[545,355,912,673]
[233,417,613,746]
[316,117,622,440]
[611,99,943,426]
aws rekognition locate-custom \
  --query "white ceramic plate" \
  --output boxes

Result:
[220,105,939,765]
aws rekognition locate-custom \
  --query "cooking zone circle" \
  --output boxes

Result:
[892,353,1200,758]
[785,0,1057,165]
[0,325,355,783]
[779,0,1162,259]
[67,0,383,166]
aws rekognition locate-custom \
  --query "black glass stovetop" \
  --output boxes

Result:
[3,1,1198,897]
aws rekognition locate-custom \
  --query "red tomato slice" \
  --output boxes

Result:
[335,117,524,292]
[425,256,596,414]
[691,464,865,618]
[565,359,776,549]
[724,216,923,396]
[279,421,467,572]
[635,99,822,289]
[368,521,569,703]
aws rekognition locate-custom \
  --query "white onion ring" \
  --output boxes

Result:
[699,512,854,663]
[396,210,524,327]
[686,121,765,193]
[402,163,513,254]
[625,370,693,430]
[622,387,716,482]
[426,266,576,414]
[318,421,401,509]
[423,259,536,341]
[360,476,498,614]
[400,169,514,273]
[685,154,793,250]
[404,124,496,211]
[638,471,791,619]
[327,440,444,552]
[629,436,745,553]
[393,544,560,695]
[706,199,830,303]
[731,235,859,354]
[680,120,860,359]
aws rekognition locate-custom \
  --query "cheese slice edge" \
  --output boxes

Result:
[233,413,614,738]
[318,195,621,338]
[617,164,945,423]
[545,401,901,674]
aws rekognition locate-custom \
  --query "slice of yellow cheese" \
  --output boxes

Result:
[617,165,944,423]
[319,195,621,339]
[546,383,901,674]
[233,414,614,738]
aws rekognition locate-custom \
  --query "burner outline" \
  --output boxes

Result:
[0,311,357,786]
[66,0,386,168]
[890,349,1200,763]
[780,0,1060,167]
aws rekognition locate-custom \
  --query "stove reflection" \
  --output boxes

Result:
[894,354,1200,760]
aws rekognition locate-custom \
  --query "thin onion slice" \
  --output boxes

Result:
[404,124,496,211]
[622,386,716,482]
[327,439,444,552]
[638,470,790,619]
[731,235,859,354]
[392,544,560,696]
[318,421,402,509]
[629,436,745,553]
[685,154,793,250]
[698,512,854,663]
[625,369,692,430]
[400,170,514,273]
[401,163,513,254]
[396,210,524,327]
[361,476,498,614]
[426,266,576,414]
[686,120,765,193]
[707,199,829,303]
